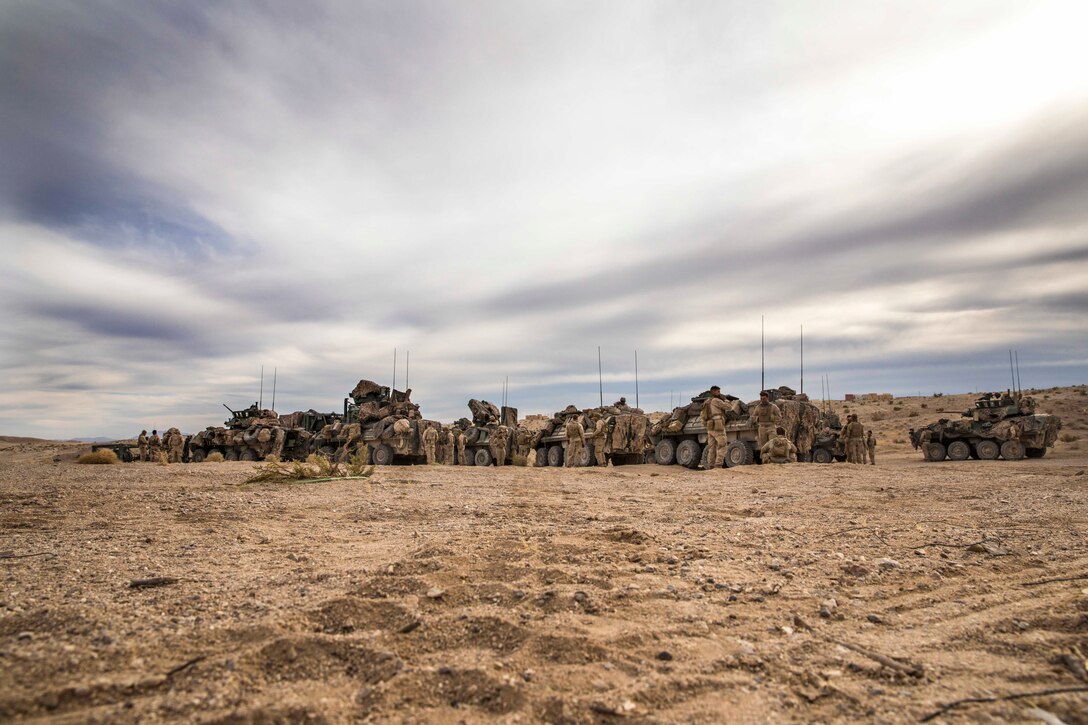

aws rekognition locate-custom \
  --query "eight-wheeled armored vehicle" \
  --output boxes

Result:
[910,393,1061,462]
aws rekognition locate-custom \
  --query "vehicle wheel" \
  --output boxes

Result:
[975,439,1000,460]
[947,440,971,461]
[535,448,547,467]
[224,448,239,461]
[318,446,336,458]
[812,447,833,464]
[372,444,395,466]
[577,446,592,467]
[240,448,258,461]
[699,446,710,469]
[474,447,493,467]
[1000,439,1024,460]
[190,449,206,463]
[725,440,755,467]
[676,440,702,469]
[547,446,564,467]
[655,439,677,465]
[1025,447,1046,458]
[924,442,946,461]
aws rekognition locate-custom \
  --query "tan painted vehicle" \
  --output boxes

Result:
[909,393,1062,461]
[459,399,518,466]
[187,403,288,462]
[534,402,652,467]
[650,387,826,468]
[336,379,438,465]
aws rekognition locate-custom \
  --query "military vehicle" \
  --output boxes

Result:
[337,379,433,465]
[650,387,824,467]
[460,399,518,466]
[90,442,138,462]
[810,411,847,464]
[188,403,286,462]
[910,393,1061,461]
[535,402,652,467]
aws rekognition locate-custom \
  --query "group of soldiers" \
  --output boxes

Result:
[136,428,185,463]
[699,386,876,467]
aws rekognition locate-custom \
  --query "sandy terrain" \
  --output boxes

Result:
[1,390,1087,723]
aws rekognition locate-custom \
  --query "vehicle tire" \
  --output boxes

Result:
[655,439,677,465]
[1000,439,1025,460]
[947,440,971,461]
[1025,447,1046,458]
[240,448,258,461]
[225,448,239,461]
[372,444,395,466]
[190,448,206,463]
[975,439,1000,460]
[725,440,755,467]
[812,447,833,464]
[676,439,702,469]
[924,442,946,462]
[535,448,547,467]
[474,447,493,467]
[547,445,564,467]
[577,446,593,467]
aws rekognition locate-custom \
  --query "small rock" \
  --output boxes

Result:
[426,587,445,599]
[875,558,901,570]
[621,700,636,712]
[398,620,421,634]
[354,686,372,704]
[592,678,609,691]
[843,564,870,577]
[656,650,673,661]
[437,666,454,675]
[573,591,588,603]
[521,669,534,682]
[768,562,782,571]
[16,631,33,641]
[967,542,1007,556]
[512,589,525,600]
[867,613,884,624]
[915,549,927,557]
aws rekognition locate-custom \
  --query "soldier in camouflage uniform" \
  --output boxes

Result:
[490,424,510,466]
[453,427,466,465]
[866,430,876,465]
[137,430,149,462]
[149,430,162,462]
[422,426,438,464]
[699,385,731,469]
[564,416,585,467]
[760,427,797,463]
[591,416,610,466]
[843,414,865,463]
[750,391,783,451]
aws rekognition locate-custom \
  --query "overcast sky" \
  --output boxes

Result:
[2,0,1087,438]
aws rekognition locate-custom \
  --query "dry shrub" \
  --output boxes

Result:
[1060,433,1079,443]
[157,451,169,465]
[78,449,119,465]
[920,402,928,409]
[893,438,906,444]
[908,410,920,418]
[511,454,528,467]
[205,451,225,463]
[893,405,902,412]
[871,411,887,422]
[246,450,373,484]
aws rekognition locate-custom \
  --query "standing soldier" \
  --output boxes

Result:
[866,430,877,465]
[564,415,585,467]
[750,391,783,452]
[515,426,532,462]
[591,415,610,466]
[918,427,933,459]
[167,428,184,463]
[843,414,865,463]
[760,427,798,463]
[422,425,438,464]
[137,430,149,462]
[490,424,510,466]
[453,427,466,465]
[149,429,162,462]
[699,385,731,469]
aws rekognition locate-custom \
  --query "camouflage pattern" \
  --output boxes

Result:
[760,434,797,463]
[909,392,1062,462]
[422,426,439,464]
[490,424,510,466]
[137,430,149,462]
[564,418,585,467]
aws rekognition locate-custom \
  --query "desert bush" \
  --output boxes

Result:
[893,438,906,444]
[206,451,225,462]
[893,405,902,412]
[78,449,119,464]
[871,411,887,421]
[920,402,928,409]
[511,454,528,467]
[908,410,919,418]
[1059,433,1079,443]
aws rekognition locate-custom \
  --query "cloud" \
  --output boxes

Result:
[0,1,1085,438]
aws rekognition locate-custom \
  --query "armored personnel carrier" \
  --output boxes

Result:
[188,403,286,462]
[535,401,651,467]
[338,379,432,465]
[910,393,1061,461]
[458,399,518,466]
[650,387,824,467]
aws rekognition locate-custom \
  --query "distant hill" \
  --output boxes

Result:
[67,437,115,443]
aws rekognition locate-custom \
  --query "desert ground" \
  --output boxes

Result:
[1,389,1086,723]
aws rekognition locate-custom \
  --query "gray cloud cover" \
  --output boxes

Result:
[1,0,1086,438]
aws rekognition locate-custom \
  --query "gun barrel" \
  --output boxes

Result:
[223,403,235,415]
